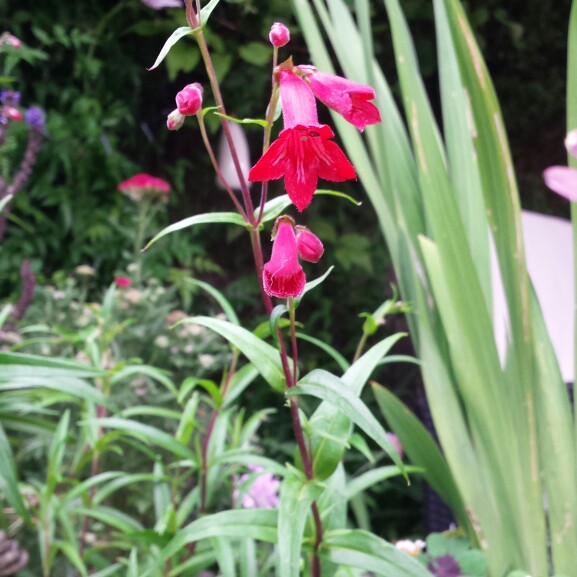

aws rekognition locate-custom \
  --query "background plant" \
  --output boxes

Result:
[291,0,577,575]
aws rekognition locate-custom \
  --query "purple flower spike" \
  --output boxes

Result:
[25,106,46,130]
[0,90,21,105]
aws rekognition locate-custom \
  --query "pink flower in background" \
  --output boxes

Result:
[140,0,182,9]
[114,277,132,288]
[295,226,324,263]
[299,66,381,132]
[269,22,290,48]
[249,69,356,212]
[544,129,577,202]
[0,32,22,49]
[176,83,203,116]
[118,173,171,204]
[263,219,306,298]
[235,466,280,509]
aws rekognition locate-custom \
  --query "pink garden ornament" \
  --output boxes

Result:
[543,129,577,202]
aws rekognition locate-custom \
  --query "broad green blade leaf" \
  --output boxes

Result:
[0,422,31,523]
[371,383,471,531]
[323,529,433,577]
[144,212,246,250]
[148,27,192,71]
[94,417,197,462]
[290,369,406,479]
[278,472,323,577]
[178,316,286,392]
[529,284,577,575]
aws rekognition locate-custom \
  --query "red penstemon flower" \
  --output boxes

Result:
[263,218,306,298]
[298,66,381,132]
[249,69,356,212]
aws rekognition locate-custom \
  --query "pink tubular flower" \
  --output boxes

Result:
[249,69,356,212]
[176,83,203,116]
[263,219,306,299]
[114,277,132,288]
[299,66,381,132]
[544,129,577,202]
[269,23,290,48]
[295,226,324,263]
[118,173,171,204]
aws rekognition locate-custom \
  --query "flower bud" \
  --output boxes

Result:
[175,83,203,116]
[295,226,324,263]
[166,108,185,131]
[269,22,290,48]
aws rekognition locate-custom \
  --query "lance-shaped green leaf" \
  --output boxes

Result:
[144,211,246,251]
[177,316,286,391]
[289,368,406,479]
[278,471,323,577]
[184,278,240,325]
[93,417,197,462]
[143,510,278,575]
[305,334,404,480]
[323,529,433,577]
[148,27,193,71]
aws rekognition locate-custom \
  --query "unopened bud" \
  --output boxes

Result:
[175,83,203,116]
[167,109,185,131]
[269,22,290,48]
[295,226,324,263]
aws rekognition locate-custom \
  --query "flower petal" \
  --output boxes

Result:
[248,137,288,182]
[543,166,577,202]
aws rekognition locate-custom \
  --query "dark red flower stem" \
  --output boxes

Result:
[185,5,324,571]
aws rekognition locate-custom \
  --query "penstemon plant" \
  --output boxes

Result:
[141,2,432,576]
